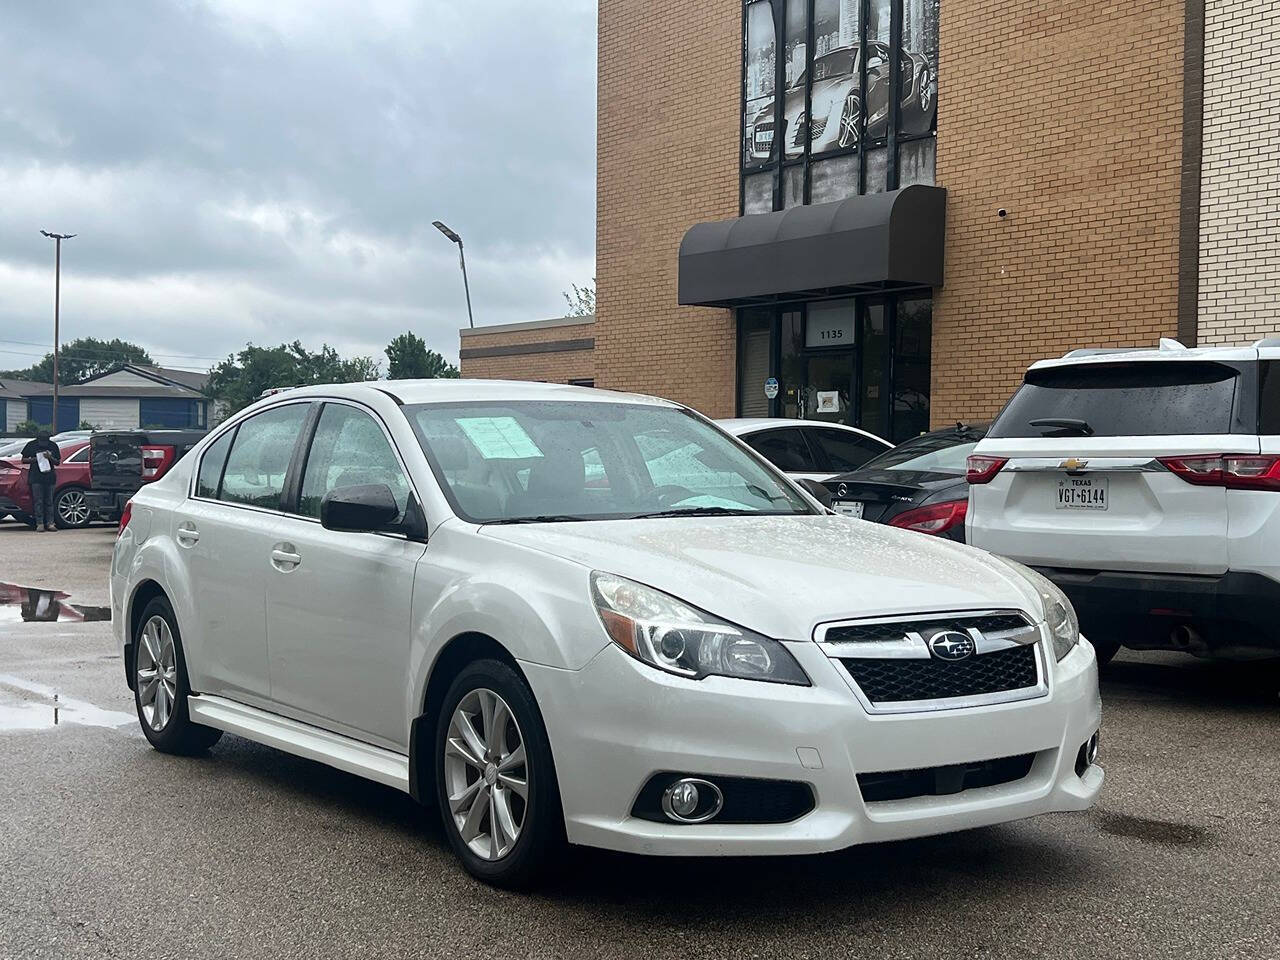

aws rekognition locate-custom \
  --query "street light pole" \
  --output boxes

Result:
[40,231,76,432]
[432,221,474,329]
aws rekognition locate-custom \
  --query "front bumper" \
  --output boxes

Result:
[523,636,1102,856]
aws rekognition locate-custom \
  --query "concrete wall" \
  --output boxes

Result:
[78,398,140,431]
[1197,0,1280,345]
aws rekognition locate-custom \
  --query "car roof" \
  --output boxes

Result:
[1032,340,1262,372]
[275,379,680,408]
[717,417,882,437]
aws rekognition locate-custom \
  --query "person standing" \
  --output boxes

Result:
[21,430,62,532]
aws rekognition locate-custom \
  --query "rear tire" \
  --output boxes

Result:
[132,596,222,755]
[434,658,564,888]
[54,486,93,529]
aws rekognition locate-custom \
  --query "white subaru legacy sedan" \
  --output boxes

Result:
[111,380,1102,887]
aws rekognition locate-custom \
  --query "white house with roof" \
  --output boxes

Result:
[1,364,216,433]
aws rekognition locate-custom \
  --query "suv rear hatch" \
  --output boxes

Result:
[89,433,146,493]
[968,355,1260,576]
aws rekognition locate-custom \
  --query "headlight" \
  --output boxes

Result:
[995,557,1079,661]
[590,572,809,685]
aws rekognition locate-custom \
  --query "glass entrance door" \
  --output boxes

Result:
[801,350,855,423]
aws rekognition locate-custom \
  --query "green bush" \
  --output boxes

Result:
[13,420,49,435]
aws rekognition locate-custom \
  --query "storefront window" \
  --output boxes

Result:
[742,0,938,212]
[737,296,931,441]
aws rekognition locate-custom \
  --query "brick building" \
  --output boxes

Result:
[463,0,1279,441]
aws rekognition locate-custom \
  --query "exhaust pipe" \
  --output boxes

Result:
[1170,624,1201,648]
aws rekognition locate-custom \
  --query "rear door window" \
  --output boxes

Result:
[219,404,310,510]
[990,362,1242,438]
[746,428,817,471]
[1260,361,1280,435]
[196,429,235,499]
[805,428,886,472]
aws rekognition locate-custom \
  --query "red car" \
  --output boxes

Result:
[0,440,95,528]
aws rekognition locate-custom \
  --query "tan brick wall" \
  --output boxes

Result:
[459,320,595,383]
[1197,0,1280,345]
[932,0,1186,423]
[595,0,740,417]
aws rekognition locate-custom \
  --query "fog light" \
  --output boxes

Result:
[1087,731,1100,766]
[660,777,723,823]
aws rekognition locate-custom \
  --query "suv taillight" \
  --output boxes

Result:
[1159,454,1280,491]
[888,500,968,535]
[966,455,1008,485]
[141,445,175,480]
[118,499,133,534]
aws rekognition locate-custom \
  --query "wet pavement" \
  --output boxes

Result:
[0,525,1277,959]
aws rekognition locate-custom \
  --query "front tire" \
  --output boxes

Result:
[434,659,564,888]
[132,596,222,754]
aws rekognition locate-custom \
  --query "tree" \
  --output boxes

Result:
[562,278,596,318]
[384,331,459,380]
[205,341,382,414]
[1,337,152,384]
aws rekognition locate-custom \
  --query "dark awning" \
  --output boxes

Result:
[678,185,946,308]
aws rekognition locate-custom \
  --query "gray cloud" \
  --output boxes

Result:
[0,0,597,371]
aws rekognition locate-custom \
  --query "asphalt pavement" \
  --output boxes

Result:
[0,523,1276,959]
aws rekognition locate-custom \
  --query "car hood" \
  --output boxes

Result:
[481,515,1040,641]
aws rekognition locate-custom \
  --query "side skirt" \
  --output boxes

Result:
[187,694,410,793]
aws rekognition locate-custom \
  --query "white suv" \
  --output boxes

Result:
[112,380,1101,887]
[967,338,1280,664]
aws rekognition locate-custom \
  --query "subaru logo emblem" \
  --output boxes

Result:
[927,630,975,661]
[837,483,848,497]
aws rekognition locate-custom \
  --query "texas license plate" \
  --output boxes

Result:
[833,501,864,519]
[1056,477,1108,510]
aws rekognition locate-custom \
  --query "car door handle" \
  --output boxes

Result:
[270,548,302,570]
[176,525,199,547]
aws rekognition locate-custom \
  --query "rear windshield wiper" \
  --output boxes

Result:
[1029,417,1094,436]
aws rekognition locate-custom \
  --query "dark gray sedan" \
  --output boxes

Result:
[823,423,988,542]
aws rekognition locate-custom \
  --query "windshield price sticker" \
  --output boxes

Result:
[456,417,544,460]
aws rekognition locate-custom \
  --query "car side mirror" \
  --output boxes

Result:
[795,477,833,507]
[320,483,400,533]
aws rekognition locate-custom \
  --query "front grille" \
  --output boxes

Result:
[825,613,1028,646]
[857,753,1036,803]
[840,644,1038,704]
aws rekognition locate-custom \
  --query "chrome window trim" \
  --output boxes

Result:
[813,609,1049,715]
[1002,457,1165,474]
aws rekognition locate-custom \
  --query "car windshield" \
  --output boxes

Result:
[793,47,857,87]
[403,401,814,523]
[860,428,987,474]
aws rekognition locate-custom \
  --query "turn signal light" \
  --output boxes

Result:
[966,455,1008,485]
[1158,454,1280,491]
[889,500,967,535]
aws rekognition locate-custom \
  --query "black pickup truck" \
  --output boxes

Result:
[85,429,206,521]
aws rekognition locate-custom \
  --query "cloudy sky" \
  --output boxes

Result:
[0,0,597,376]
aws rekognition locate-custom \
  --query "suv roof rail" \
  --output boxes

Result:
[1254,337,1280,347]
[1061,347,1140,358]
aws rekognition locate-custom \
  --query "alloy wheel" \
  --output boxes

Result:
[920,72,934,113]
[56,489,91,527]
[838,94,860,148]
[136,615,179,731]
[443,688,528,861]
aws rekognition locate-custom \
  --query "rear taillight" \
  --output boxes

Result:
[966,455,1008,485]
[118,499,133,534]
[141,445,175,480]
[888,500,968,535]
[1159,454,1280,491]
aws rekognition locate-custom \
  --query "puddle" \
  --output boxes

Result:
[0,582,111,623]
[0,674,136,732]
[1094,810,1210,847]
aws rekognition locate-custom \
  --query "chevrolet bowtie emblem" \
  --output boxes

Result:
[1060,458,1089,472]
